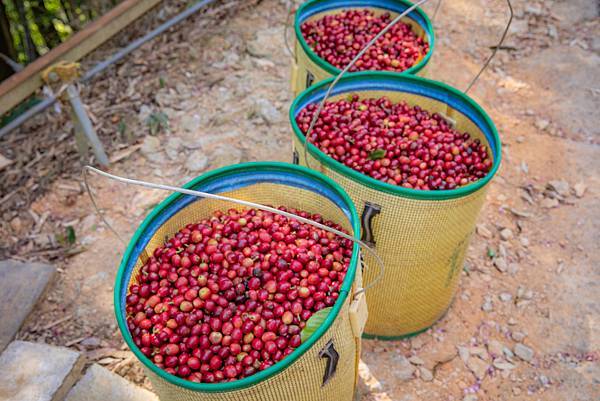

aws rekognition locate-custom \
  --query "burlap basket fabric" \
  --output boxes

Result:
[289,73,501,338]
[114,162,366,400]
[291,0,435,96]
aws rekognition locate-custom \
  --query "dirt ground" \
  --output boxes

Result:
[2,0,598,399]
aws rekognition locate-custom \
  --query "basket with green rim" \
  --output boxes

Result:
[114,162,368,400]
[291,0,435,95]
[289,72,501,338]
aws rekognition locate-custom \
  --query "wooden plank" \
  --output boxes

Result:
[0,0,161,116]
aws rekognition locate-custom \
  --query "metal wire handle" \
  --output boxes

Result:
[83,166,384,298]
[464,0,513,93]
[283,4,296,59]
[301,0,430,169]
[300,0,513,164]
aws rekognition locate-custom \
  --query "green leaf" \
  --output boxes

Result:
[66,226,76,245]
[368,149,386,160]
[487,247,496,258]
[300,307,332,343]
[159,77,166,88]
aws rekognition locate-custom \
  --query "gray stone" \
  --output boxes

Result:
[180,114,202,133]
[408,355,424,365]
[493,359,516,370]
[514,343,535,362]
[466,356,489,380]
[394,356,416,381]
[541,197,559,208]
[487,340,505,357]
[0,260,56,351]
[547,180,570,197]
[512,331,527,342]
[419,366,433,382]
[0,341,83,401]
[493,257,508,273]
[476,224,493,239]
[499,228,513,241]
[499,292,513,302]
[457,345,470,364]
[573,182,586,198]
[209,144,243,169]
[140,136,160,156]
[65,364,158,401]
[184,150,209,172]
[253,98,282,125]
[482,296,494,312]
[463,395,478,401]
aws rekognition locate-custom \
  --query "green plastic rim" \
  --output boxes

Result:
[289,71,502,201]
[114,162,361,393]
[294,0,435,77]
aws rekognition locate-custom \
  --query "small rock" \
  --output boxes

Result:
[482,296,494,312]
[65,364,158,401]
[535,118,550,131]
[463,395,478,401]
[410,336,426,350]
[500,228,513,241]
[514,343,534,362]
[180,114,202,133]
[516,136,525,143]
[507,317,517,325]
[0,341,84,401]
[520,161,529,174]
[253,98,282,125]
[408,356,424,365]
[547,180,570,197]
[573,182,586,198]
[419,366,434,382]
[487,340,504,357]
[394,356,416,381]
[519,237,530,247]
[476,224,493,239]
[81,337,101,348]
[493,257,508,273]
[140,135,160,156]
[457,346,470,364]
[512,331,527,342]
[493,359,516,370]
[137,105,152,124]
[538,374,550,387]
[209,145,243,168]
[184,150,209,172]
[540,198,559,208]
[466,356,489,380]
[499,292,513,302]
[165,137,182,160]
[512,387,522,395]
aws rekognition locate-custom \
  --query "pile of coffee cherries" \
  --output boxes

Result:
[296,95,493,190]
[125,207,353,383]
[300,10,429,72]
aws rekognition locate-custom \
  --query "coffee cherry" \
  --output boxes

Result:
[296,96,492,190]
[125,207,353,383]
[301,10,429,73]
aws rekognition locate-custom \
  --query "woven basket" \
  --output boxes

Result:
[291,0,434,96]
[289,73,501,338]
[114,162,367,400]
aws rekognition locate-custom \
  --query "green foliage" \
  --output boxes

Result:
[146,111,169,135]
[368,149,386,160]
[1,0,120,66]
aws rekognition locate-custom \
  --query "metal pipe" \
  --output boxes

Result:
[66,84,109,166]
[0,0,217,139]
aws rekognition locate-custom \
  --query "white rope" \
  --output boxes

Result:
[83,166,384,298]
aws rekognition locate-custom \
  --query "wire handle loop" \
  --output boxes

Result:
[283,5,296,59]
[301,0,430,169]
[464,0,513,93]
[83,166,384,298]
